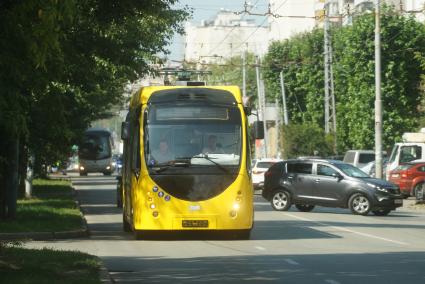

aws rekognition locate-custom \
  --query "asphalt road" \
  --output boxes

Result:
[29,175,425,283]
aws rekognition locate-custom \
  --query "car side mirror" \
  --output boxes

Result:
[121,122,130,140]
[332,172,343,180]
[253,121,264,139]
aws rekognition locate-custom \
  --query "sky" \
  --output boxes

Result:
[168,0,268,61]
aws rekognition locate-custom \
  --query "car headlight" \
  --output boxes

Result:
[367,183,388,193]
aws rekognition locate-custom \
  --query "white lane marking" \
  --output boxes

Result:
[325,279,341,284]
[284,213,409,246]
[284,258,300,265]
[255,246,266,251]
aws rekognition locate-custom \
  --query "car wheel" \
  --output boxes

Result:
[349,193,371,215]
[295,204,315,212]
[413,183,424,200]
[271,189,291,211]
[372,209,391,216]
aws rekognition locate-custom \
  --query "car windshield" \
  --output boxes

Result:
[256,162,275,169]
[335,163,370,178]
[144,104,242,174]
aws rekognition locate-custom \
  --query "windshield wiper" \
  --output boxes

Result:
[150,160,190,173]
[189,154,231,174]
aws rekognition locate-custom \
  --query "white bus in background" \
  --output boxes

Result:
[78,129,115,176]
[386,129,425,179]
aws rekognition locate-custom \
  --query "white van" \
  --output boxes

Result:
[343,150,378,168]
[386,131,425,179]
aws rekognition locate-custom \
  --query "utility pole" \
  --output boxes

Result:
[279,71,289,125]
[275,98,280,158]
[324,0,337,151]
[324,2,331,134]
[330,48,337,153]
[255,56,267,158]
[242,51,247,99]
[375,0,383,179]
[260,79,268,158]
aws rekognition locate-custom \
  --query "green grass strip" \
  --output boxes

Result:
[0,246,101,284]
[0,179,84,233]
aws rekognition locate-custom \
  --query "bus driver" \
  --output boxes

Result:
[152,139,174,164]
[202,135,224,154]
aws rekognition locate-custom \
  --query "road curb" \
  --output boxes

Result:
[0,229,88,241]
[99,261,114,284]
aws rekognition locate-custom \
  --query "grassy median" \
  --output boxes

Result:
[0,242,101,284]
[0,179,101,283]
[0,179,83,233]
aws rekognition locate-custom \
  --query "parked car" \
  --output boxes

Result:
[360,157,389,178]
[343,150,387,169]
[112,154,123,174]
[116,175,123,208]
[252,158,280,190]
[388,162,425,199]
[262,159,403,216]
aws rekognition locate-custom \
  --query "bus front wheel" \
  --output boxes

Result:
[123,214,132,232]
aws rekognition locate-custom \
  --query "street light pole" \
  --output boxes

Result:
[375,0,383,179]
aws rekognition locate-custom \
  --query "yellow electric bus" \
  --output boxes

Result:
[120,85,262,239]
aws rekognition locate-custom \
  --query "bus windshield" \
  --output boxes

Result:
[145,104,242,174]
[79,132,111,160]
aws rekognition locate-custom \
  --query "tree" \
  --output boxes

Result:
[0,0,190,219]
[280,123,333,159]
[262,9,425,153]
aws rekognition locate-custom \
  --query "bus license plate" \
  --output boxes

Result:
[394,199,403,205]
[182,220,209,228]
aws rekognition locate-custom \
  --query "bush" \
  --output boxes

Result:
[281,123,334,159]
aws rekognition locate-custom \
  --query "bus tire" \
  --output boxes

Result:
[123,214,132,232]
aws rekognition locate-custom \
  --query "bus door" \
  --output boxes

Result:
[124,109,141,222]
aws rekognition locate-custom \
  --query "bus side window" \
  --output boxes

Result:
[131,122,141,172]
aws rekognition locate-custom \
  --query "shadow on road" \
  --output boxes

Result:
[104,251,425,283]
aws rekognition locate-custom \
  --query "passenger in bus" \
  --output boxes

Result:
[152,139,174,164]
[202,135,224,154]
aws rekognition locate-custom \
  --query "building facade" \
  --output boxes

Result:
[268,0,317,42]
[184,10,268,64]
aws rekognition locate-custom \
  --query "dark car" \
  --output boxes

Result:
[262,159,403,216]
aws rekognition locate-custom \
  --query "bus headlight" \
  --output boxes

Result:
[150,203,156,209]
[106,165,111,170]
[80,166,85,171]
[232,203,240,210]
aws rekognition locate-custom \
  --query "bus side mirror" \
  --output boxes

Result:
[121,122,130,140]
[253,121,264,139]
[244,106,252,116]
